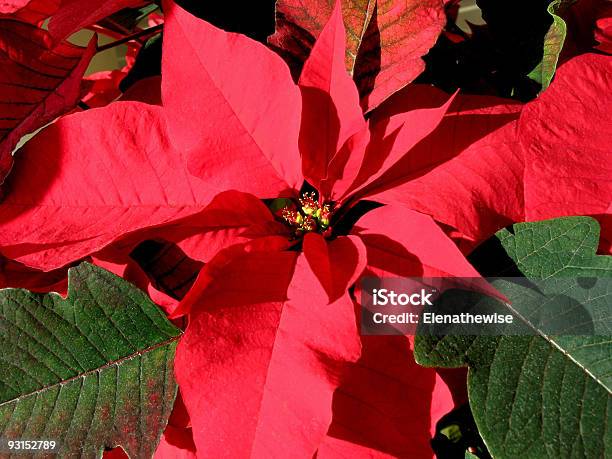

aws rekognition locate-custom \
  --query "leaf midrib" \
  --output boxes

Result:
[498,296,611,395]
[0,334,181,407]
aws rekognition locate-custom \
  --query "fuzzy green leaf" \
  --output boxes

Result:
[0,263,180,458]
[415,217,612,459]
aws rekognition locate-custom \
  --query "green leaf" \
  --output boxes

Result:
[0,263,181,458]
[497,216,612,277]
[528,0,576,90]
[415,217,612,459]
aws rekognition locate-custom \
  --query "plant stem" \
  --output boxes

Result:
[96,24,163,52]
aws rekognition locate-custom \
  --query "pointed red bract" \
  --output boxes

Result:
[317,336,456,458]
[595,8,612,53]
[521,53,612,251]
[298,1,365,190]
[0,102,218,270]
[341,93,456,199]
[171,236,292,318]
[162,0,303,195]
[109,190,288,267]
[303,233,366,303]
[353,204,482,278]
[520,54,612,219]
[82,70,127,108]
[175,246,362,457]
[0,21,95,183]
[364,86,525,246]
[83,42,140,108]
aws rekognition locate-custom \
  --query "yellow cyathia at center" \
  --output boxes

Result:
[280,192,333,236]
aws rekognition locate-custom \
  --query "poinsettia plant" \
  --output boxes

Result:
[0,0,610,458]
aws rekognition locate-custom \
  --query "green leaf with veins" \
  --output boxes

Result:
[0,263,180,458]
[415,217,612,459]
[528,0,576,90]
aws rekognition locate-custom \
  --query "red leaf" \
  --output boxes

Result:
[0,255,68,293]
[298,0,365,189]
[303,233,366,303]
[520,53,612,249]
[107,190,288,268]
[362,85,525,246]
[83,42,140,108]
[171,235,293,318]
[269,0,446,111]
[48,0,145,40]
[352,204,482,278]
[339,92,455,199]
[0,20,95,183]
[175,246,362,457]
[0,102,218,270]
[162,0,303,195]
[154,426,196,459]
[317,336,457,458]
[564,0,612,56]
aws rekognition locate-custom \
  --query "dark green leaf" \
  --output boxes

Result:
[0,263,180,457]
[415,217,612,459]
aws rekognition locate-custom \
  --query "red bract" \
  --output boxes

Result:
[269,0,446,111]
[519,52,612,253]
[366,85,525,249]
[0,20,95,183]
